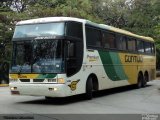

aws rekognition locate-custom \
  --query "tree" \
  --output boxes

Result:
[0,1,13,43]
[24,0,103,23]
[0,0,160,68]
[92,0,129,27]
[93,0,160,38]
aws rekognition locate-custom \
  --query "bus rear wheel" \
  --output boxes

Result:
[142,73,148,87]
[137,73,143,88]
[85,77,93,100]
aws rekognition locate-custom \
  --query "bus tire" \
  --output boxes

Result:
[137,73,143,88]
[85,77,93,100]
[45,96,53,100]
[142,72,148,87]
[0,79,8,84]
[2,62,9,73]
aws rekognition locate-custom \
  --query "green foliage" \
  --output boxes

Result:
[154,23,160,41]
[24,0,103,23]
[0,0,160,68]
[92,0,160,68]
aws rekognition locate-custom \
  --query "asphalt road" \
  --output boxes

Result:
[0,80,160,116]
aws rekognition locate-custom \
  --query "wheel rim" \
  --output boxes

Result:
[138,75,142,88]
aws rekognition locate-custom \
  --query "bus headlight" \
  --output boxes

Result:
[57,78,65,84]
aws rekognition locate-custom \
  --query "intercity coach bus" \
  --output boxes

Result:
[9,17,156,99]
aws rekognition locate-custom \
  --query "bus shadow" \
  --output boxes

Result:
[93,85,151,98]
[18,95,86,105]
[18,85,152,105]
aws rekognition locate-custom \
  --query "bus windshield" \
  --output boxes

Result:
[13,22,65,38]
[11,40,64,73]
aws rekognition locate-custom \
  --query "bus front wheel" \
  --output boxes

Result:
[45,96,54,100]
[85,77,93,100]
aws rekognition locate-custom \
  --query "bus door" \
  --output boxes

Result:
[65,40,83,77]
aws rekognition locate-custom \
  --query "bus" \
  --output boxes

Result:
[9,17,156,99]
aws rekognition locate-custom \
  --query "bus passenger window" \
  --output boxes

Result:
[86,26,102,48]
[117,35,127,50]
[137,40,144,53]
[145,42,152,54]
[103,32,116,49]
[127,38,136,51]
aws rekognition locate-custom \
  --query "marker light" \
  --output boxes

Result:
[10,87,17,90]
[48,87,58,91]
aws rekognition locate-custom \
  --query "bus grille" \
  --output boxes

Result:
[33,79,45,82]
[20,79,30,82]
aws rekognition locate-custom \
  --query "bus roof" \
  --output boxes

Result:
[16,17,87,25]
[17,17,154,42]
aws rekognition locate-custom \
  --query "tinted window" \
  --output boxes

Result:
[127,38,136,51]
[66,40,83,77]
[151,43,155,54]
[86,26,102,47]
[67,42,75,57]
[116,35,127,50]
[137,40,144,53]
[145,42,152,53]
[102,31,116,49]
[66,22,83,39]
[13,23,65,38]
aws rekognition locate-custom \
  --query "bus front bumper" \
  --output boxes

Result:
[9,83,71,97]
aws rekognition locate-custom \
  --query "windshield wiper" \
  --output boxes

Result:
[18,65,24,74]
[18,63,31,74]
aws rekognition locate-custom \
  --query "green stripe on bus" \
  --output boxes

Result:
[109,52,128,80]
[98,51,128,81]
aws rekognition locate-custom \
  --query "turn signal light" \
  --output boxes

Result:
[57,78,65,84]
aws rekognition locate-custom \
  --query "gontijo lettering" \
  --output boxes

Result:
[125,55,143,63]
